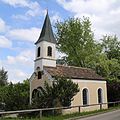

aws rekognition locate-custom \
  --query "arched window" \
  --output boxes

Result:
[37,47,40,57]
[32,87,43,98]
[47,46,52,56]
[32,89,38,98]
[38,71,42,79]
[36,67,42,79]
[98,88,102,103]
[83,88,88,105]
[37,87,44,95]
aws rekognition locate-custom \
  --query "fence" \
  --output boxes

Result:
[0,101,120,119]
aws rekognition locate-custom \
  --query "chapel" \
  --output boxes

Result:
[30,11,108,113]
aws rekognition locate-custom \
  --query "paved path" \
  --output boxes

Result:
[79,109,120,120]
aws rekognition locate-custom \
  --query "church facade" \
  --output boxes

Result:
[30,11,108,113]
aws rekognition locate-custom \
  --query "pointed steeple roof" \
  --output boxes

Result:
[35,11,56,44]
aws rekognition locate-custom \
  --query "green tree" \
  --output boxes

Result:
[0,79,29,111]
[101,35,120,60]
[32,77,79,108]
[97,35,120,79]
[107,80,120,102]
[55,17,99,67]
[0,67,8,86]
[55,17,120,80]
[95,54,120,79]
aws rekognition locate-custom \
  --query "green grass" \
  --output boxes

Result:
[2,106,120,120]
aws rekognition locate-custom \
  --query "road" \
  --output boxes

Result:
[79,109,120,120]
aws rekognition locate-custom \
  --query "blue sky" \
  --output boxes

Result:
[0,0,120,83]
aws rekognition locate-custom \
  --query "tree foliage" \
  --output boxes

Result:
[107,80,120,102]
[98,35,120,79]
[101,35,120,60]
[94,54,120,79]
[0,79,29,111]
[32,77,79,108]
[55,17,120,81]
[55,17,120,103]
[55,17,99,67]
[0,67,8,86]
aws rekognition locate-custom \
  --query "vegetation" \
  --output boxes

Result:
[0,67,8,86]
[107,80,120,102]
[0,16,120,119]
[55,18,120,80]
[101,35,120,61]
[0,79,29,111]
[55,17,120,103]
[0,69,79,112]
[32,77,79,109]
[55,17,97,67]
[99,35,120,80]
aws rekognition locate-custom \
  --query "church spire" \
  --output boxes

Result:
[35,11,56,44]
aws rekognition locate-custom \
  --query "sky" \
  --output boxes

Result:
[0,0,120,83]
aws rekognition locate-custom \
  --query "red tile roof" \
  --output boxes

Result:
[44,65,104,80]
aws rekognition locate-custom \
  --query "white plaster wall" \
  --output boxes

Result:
[34,59,56,70]
[69,79,108,113]
[34,41,56,70]
[31,73,108,113]
[35,41,56,59]
[71,79,107,105]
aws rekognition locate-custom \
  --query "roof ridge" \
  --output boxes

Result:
[56,64,92,70]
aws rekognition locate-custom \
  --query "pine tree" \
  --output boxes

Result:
[0,67,8,86]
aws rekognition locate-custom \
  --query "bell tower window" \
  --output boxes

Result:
[47,46,52,56]
[37,47,40,57]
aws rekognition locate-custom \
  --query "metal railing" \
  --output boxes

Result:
[0,101,120,119]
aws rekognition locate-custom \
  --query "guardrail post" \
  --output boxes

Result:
[52,109,55,116]
[113,102,116,107]
[78,106,81,113]
[100,103,102,110]
[39,110,42,119]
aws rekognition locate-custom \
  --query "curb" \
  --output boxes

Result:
[65,108,120,120]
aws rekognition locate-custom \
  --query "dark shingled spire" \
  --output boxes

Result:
[35,11,56,44]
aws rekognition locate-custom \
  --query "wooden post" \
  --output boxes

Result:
[100,103,102,110]
[39,110,42,119]
[114,102,116,107]
[78,106,81,113]
[52,109,55,116]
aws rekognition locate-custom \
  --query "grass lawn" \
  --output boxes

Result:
[2,106,120,120]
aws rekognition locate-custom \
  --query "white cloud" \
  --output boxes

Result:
[8,69,30,83]
[1,0,31,8]
[8,27,40,42]
[25,1,42,17]
[0,36,12,48]
[1,0,44,20]
[0,18,7,32]
[0,60,30,83]
[1,49,34,83]
[7,49,34,66]
[12,14,30,21]
[12,8,44,20]
[0,60,2,68]
[50,13,62,24]
[57,0,110,15]
[57,0,120,39]
[12,1,44,20]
